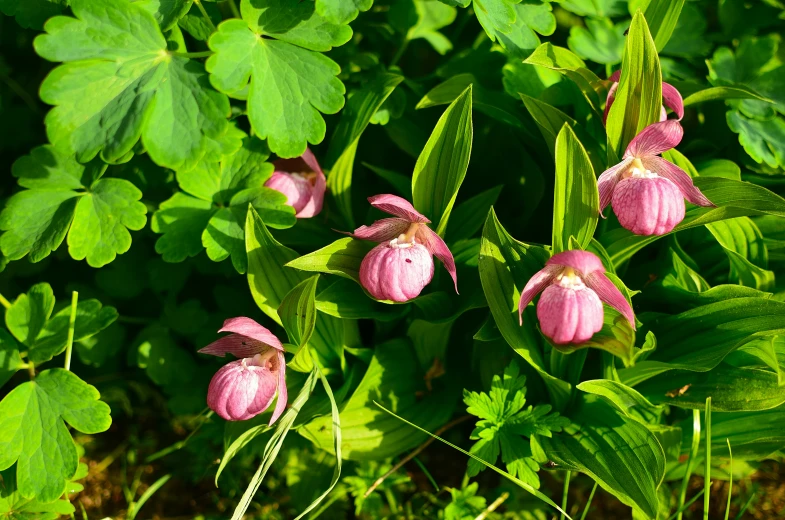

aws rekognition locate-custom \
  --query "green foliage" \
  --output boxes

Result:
[34,0,241,170]
[0,368,111,502]
[0,146,147,267]
[206,0,350,158]
[152,136,294,273]
[464,363,568,487]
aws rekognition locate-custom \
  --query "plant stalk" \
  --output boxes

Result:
[193,0,216,32]
[560,471,571,520]
[63,291,79,371]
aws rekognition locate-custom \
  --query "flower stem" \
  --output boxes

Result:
[560,471,571,520]
[27,361,35,379]
[172,50,214,59]
[194,0,216,32]
[0,292,11,309]
[227,0,241,18]
[64,291,78,371]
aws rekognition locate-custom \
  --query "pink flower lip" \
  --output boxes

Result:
[265,148,326,218]
[518,250,635,345]
[345,194,457,301]
[200,317,287,424]
[597,121,715,236]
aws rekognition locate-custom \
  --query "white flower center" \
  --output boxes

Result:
[630,167,659,179]
[390,235,417,249]
[555,268,586,290]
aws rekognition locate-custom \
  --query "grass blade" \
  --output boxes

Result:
[293,362,342,520]
[677,409,702,520]
[579,482,598,520]
[231,368,319,520]
[734,493,755,520]
[667,489,706,520]
[373,401,573,520]
[128,474,170,520]
[725,439,733,520]
[704,397,712,520]
[561,471,571,520]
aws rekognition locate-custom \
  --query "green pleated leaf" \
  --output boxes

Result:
[552,125,599,254]
[478,209,572,410]
[680,405,785,461]
[278,275,319,348]
[636,365,785,412]
[315,278,409,321]
[534,395,665,520]
[523,43,603,116]
[706,217,775,291]
[520,94,576,156]
[326,72,404,227]
[577,379,662,424]
[285,237,374,285]
[619,298,785,385]
[600,177,785,266]
[245,206,308,325]
[300,338,457,460]
[417,74,533,133]
[412,86,473,236]
[605,10,662,162]
[681,85,772,107]
[447,185,503,242]
[641,0,685,51]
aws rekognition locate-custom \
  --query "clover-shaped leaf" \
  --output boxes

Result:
[0,368,111,502]
[568,17,626,65]
[152,136,296,272]
[316,0,372,24]
[206,0,350,157]
[33,0,241,170]
[0,146,147,267]
[132,0,193,31]
[5,283,118,364]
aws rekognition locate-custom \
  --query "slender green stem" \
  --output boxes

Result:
[677,409,702,520]
[667,489,706,520]
[172,50,214,59]
[734,493,755,520]
[27,361,35,379]
[704,397,712,520]
[724,439,733,520]
[579,482,598,520]
[413,457,438,491]
[560,471,571,520]
[64,291,79,371]
[390,37,409,67]
[0,74,42,115]
[0,292,11,309]
[227,0,241,18]
[194,0,216,32]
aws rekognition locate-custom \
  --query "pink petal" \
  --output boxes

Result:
[359,241,434,302]
[662,82,684,121]
[294,165,326,218]
[199,317,283,357]
[206,359,278,421]
[597,157,634,216]
[547,250,605,276]
[537,284,604,345]
[368,194,430,223]
[417,226,458,293]
[584,272,636,329]
[272,147,324,178]
[265,172,314,215]
[269,350,288,425]
[518,265,562,324]
[624,120,683,159]
[644,156,716,208]
[603,81,618,125]
[611,176,685,236]
[300,148,325,177]
[350,218,411,242]
[608,70,621,82]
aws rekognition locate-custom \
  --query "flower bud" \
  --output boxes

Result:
[359,237,435,302]
[612,174,685,236]
[264,148,326,218]
[206,352,280,421]
[537,278,604,345]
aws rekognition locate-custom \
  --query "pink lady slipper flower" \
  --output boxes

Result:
[347,194,457,302]
[598,120,714,236]
[199,317,287,423]
[519,250,635,345]
[603,70,684,124]
[264,148,326,218]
